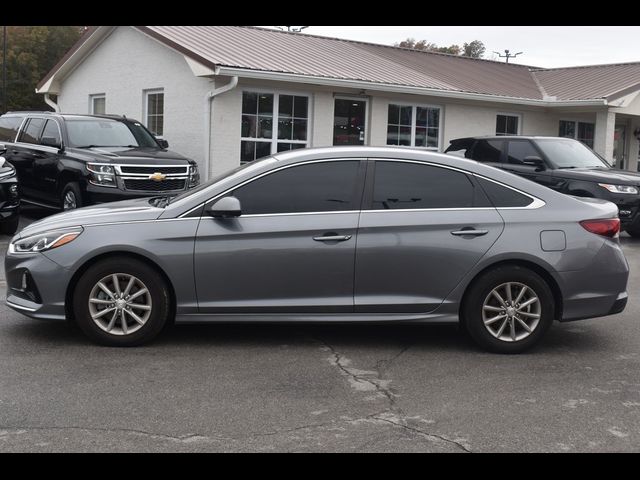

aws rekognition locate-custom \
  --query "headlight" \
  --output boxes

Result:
[189,164,200,188]
[87,163,116,188]
[9,227,83,254]
[598,183,639,194]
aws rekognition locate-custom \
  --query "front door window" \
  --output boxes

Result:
[333,98,367,145]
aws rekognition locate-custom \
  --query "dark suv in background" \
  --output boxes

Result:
[445,136,640,237]
[0,143,20,234]
[0,112,199,210]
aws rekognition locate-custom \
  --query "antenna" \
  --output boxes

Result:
[493,49,523,64]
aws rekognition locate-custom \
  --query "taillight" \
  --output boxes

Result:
[579,218,620,238]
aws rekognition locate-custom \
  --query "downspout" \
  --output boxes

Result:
[204,76,238,180]
[44,93,61,112]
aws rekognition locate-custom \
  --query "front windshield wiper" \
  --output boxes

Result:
[557,166,578,169]
[149,195,175,208]
[75,145,139,149]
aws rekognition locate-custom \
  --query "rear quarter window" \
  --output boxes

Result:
[0,116,24,142]
[476,176,534,207]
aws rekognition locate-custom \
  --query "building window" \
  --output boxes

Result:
[387,104,441,149]
[90,94,106,115]
[559,120,595,148]
[496,114,520,136]
[241,91,309,163]
[333,98,367,145]
[145,89,164,136]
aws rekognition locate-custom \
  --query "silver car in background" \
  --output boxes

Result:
[4,147,629,353]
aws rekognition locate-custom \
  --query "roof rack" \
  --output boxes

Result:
[4,110,55,114]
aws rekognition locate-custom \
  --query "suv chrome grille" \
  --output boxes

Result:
[120,166,188,175]
[123,179,186,192]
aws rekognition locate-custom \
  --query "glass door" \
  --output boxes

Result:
[613,124,627,170]
[333,98,367,145]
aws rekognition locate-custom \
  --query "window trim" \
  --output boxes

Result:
[333,94,369,146]
[16,117,47,145]
[240,88,313,163]
[144,88,165,138]
[558,119,595,147]
[495,112,521,136]
[385,101,443,151]
[89,93,106,115]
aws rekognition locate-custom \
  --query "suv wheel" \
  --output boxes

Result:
[73,257,171,346]
[463,265,554,354]
[62,182,83,210]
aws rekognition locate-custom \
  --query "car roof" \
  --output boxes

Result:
[1,111,132,122]
[449,135,575,142]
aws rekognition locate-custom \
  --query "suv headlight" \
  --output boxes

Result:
[189,164,200,188]
[598,183,639,195]
[87,163,117,188]
[9,227,83,254]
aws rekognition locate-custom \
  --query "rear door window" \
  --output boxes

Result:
[471,139,504,163]
[18,118,45,145]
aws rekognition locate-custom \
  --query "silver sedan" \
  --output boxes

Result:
[4,146,629,353]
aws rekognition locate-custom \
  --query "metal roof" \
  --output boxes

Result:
[38,26,640,104]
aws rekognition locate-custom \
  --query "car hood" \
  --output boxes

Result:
[554,168,640,185]
[65,146,194,165]
[16,197,164,238]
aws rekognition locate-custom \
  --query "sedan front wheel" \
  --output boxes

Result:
[73,257,171,346]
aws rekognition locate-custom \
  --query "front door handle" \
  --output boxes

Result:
[451,229,489,237]
[313,234,352,242]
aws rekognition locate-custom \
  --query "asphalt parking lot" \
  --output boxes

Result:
[0,205,639,452]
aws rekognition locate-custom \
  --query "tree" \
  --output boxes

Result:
[1,26,85,113]
[394,37,486,59]
[463,40,486,58]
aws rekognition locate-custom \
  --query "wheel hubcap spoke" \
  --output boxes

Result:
[88,273,152,336]
[482,282,541,343]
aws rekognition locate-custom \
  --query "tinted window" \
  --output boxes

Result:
[472,140,503,163]
[476,177,533,207]
[19,118,45,144]
[66,119,157,148]
[41,120,61,145]
[372,161,485,209]
[506,140,541,165]
[0,116,23,142]
[232,161,360,215]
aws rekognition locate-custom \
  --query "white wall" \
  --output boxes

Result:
[57,26,213,170]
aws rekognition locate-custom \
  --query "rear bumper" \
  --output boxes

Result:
[558,239,629,321]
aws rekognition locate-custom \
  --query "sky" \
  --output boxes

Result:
[260,26,640,69]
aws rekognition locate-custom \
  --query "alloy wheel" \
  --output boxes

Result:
[88,273,153,336]
[63,191,77,210]
[481,282,541,342]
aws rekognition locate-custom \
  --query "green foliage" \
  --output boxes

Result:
[1,26,85,113]
[395,37,486,59]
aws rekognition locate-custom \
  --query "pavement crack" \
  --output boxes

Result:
[0,425,227,444]
[371,416,472,453]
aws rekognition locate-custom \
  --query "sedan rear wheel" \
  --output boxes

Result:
[73,257,170,346]
[463,265,554,353]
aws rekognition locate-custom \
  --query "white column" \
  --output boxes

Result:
[311,91,334,147]
[594,110,616,164]
[628,118,640,172]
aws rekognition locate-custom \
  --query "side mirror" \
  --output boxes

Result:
[207,196,241,218]
[157,138,169,149]
[41,136,63,150]
[523,155,546,171]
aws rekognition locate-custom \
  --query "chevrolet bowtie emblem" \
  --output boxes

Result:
[149,172,166,182]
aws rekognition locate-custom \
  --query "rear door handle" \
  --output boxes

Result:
[451,229,489,237]
[313,234,352,242]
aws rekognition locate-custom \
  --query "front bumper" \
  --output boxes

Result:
[4,251,70,320]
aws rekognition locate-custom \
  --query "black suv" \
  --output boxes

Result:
[445,136,640,237]
[0,112,199,210]
[0,143,20,234]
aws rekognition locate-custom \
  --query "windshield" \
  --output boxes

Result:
[535,138,611,169]
[166,157,276,206]
[66,119,159,148]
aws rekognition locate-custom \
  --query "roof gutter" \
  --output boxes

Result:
[216,66,608,108]
[43,93,61,113]
[203,75,238,180]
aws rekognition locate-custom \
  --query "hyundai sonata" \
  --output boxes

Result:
[4,147,629,353]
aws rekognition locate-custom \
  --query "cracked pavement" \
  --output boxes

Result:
[1,206,640,452]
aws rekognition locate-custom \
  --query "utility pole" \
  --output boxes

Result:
[2,26,6,114]
[494,49,523,64]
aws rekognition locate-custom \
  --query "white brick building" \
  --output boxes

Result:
[36,26,640,179]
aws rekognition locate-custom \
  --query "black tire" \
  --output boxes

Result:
[61,182,83,210]
[0,214,19,235]
[462,265,555,354]
[72,257,171,346]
